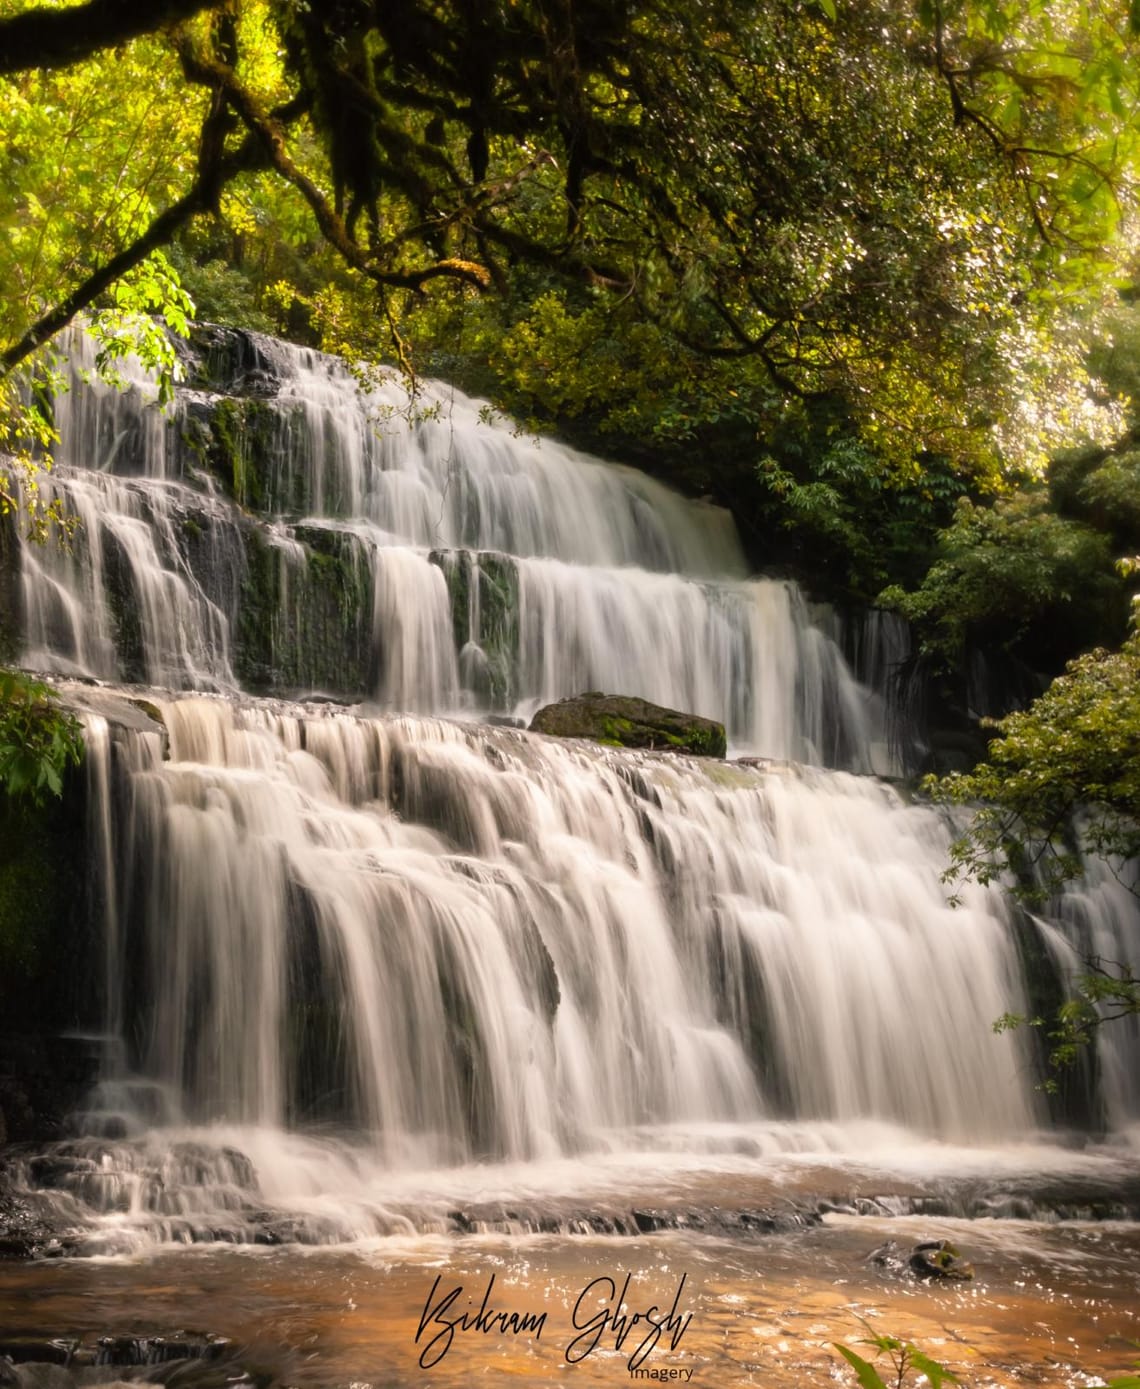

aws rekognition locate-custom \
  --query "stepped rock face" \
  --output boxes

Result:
[530,692,727,757]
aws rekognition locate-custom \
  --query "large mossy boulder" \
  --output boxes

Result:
[530,693,726,758]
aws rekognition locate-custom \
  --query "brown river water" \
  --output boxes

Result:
[2,1161,1138,1388]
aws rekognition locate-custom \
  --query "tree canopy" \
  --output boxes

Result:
[0,0,1137,482]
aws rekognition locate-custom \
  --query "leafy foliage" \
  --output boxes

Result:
[880,490,1126,667]
[0,369,64,544]
[835,1326,958,1389]
[835,1324,1140,1388]
[928,627,1140,1071]
[0,0,1134,483]
[995,957,1140,1087]
[929,630,1140,899]
[84,252,194,407]
[0,669,84,805]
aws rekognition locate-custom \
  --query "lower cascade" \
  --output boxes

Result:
[88,694,1039,1152]
[2,681,1134,1256]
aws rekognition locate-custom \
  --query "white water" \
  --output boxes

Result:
[4,324,1137,1256]
[11,327,893,766]
[81,695,1038,1158]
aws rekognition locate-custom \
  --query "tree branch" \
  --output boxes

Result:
[175,36,493,292]
[0,0,224,77]
[1,136,264,378]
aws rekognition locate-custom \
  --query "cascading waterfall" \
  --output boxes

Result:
[11,325,892,767]
[2,322,1137,1254]
[1035,858,1140,1136]
[94,695,1038,1157]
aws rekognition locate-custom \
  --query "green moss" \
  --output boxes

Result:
[235,522,372,695]
[198,397,283,512]
[429,549,520,709]
[531,693,727,757]
[128,699,165,728]
[430,550,472,649]
[475,553,519,708]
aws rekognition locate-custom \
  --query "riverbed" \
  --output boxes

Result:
[2,1139,1138,1387]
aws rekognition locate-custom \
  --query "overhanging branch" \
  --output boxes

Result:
[175,36,494,293]
[0,0,224,77]
[0,135,265,378]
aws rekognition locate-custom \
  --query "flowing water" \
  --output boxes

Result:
[0,326,1137,1387]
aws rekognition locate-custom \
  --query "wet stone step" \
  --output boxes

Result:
[0,1342,78,1366]
[0,1333,256,1389]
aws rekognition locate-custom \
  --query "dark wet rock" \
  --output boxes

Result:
[96,1332,231,1366]
[0,1341,78,1366]
[0,1330,256,1388]
[0,1365,72,1389]
[530,692,727,758]
[183,324,287,398]
[866,1238,907,1274]
[0,509,20,665]
[737,1207,819,1234]
[27,1156,98,1190]
[909,1239,975,1280]
[0,1180,82,1261]
[237,523,371,696]
[632,1208,671,1233]
[867,1237,975,1281]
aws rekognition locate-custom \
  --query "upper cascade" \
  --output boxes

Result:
[55,324,748,574]
[5,323,906,771]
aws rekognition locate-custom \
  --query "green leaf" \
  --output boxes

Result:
[835,1344,888,1389]
[909,1349,959,1387]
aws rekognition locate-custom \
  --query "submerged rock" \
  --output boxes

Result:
[530,693,727,758]
[909,1238,975,1280]
[867,1237,975,1281]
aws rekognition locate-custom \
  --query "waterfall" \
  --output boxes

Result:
[3,322,1137,1252]
[92,694,1038,1162]
[11,325,894,768]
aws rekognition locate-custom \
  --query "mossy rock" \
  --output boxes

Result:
[429,548,520,709]
[909,1239,975,1281]
[128,698,166,729]
[234,521,371,695]
[184,323,282,397]
[530,693,726,758]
